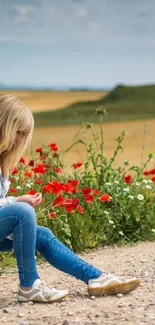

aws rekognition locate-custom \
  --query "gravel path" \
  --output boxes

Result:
[0,242,155,325]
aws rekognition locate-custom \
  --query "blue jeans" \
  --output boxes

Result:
[0,202,102,287]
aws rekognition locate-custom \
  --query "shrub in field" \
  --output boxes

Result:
[3,109,155,258]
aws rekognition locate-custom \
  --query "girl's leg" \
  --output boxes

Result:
[0,202,38,287]
[0,205,68,302]
[36,226,140,296]
[36,226,102,284]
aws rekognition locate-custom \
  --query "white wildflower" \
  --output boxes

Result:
[146,185,152,190]
[114,180,119,184]
[148,180,153,184]
[119,231,124,236]
[128,195,134,199]
[26,183,32,188]
[152,229,155,233]
[123,188,130,193]
[104,211,109,215]
[16,186,22,190]
[135,182,141,186]
[30,182,34,186]
[106,182,111,186]
[137,194,144,201]
[142,180,148,184]
[109,220,114,224]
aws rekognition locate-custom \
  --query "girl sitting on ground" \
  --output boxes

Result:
[0,95,140,303]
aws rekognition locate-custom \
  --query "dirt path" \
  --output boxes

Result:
[0,242,155,325]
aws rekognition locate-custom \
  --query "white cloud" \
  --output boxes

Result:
[12,4,32,17]
[12,4,36,23]
[0,0,154,46]
[76,6,87,17]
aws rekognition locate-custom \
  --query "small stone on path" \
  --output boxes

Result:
[117,293,124,298]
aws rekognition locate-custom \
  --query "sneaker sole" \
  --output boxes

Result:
[18,291,69,303]
[88,278,141,296]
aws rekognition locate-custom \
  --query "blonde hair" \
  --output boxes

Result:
[0,95,34,179]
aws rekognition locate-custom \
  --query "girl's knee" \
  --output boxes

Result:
[37,226,55,239]
[12,202,36,223]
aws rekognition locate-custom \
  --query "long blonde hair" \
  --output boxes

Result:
[0,95,34,179]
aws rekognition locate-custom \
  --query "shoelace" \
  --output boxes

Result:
[96,274,127,282]
[38,281,58,293]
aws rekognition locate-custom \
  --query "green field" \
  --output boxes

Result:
[33,85,155,127]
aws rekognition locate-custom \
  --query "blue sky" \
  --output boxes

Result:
[0,0,155,88]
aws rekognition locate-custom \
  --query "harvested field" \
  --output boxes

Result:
[0,90,107,112]
[33,119,155,170]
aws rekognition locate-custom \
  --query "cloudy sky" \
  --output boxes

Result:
[0,0,155,88]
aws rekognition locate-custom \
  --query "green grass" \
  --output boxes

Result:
[33,84,155,127]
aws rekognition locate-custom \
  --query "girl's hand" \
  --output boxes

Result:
[16,193,42,207]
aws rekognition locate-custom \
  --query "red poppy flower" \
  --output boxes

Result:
[28,160,34,167]
[24,171,32,178]
[68,179,79,187]
[42,182,61,194]
[52,146,58,152]
[143,171,149,176]
[60,198,79,212]
[85,194,94,203]
[32,164,46,174]
[77,205,84,214]
[148,168,155,175]
[151,176,155,181]
[9,177,15,183]
[72,198,79,207]
[48,143,59,151]
[27,190,37,195]
[124,175,132,184]
[73,162,83,169]
[63,183,75,194]
[52,195,65,207]
[82,187,92,195]
[54,167,63,173]
[36,179,43,185]
[19,157,25,164]
[12,168,18,175]
[99,194,111,201]
[93,189,100,195]
[68,180,78,192]
[48,142,57,148]
[49,212,56,218]
[65,204,74,212]
[42,185,52,193]
[40,155,47,160]
[9,188,17,193]
[50,181,63,194]
[36,147,43,153]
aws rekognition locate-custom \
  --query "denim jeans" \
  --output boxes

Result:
[0,202,102,287]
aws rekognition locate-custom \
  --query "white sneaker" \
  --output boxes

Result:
[88,274,140,296]
[18,279,68,302]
